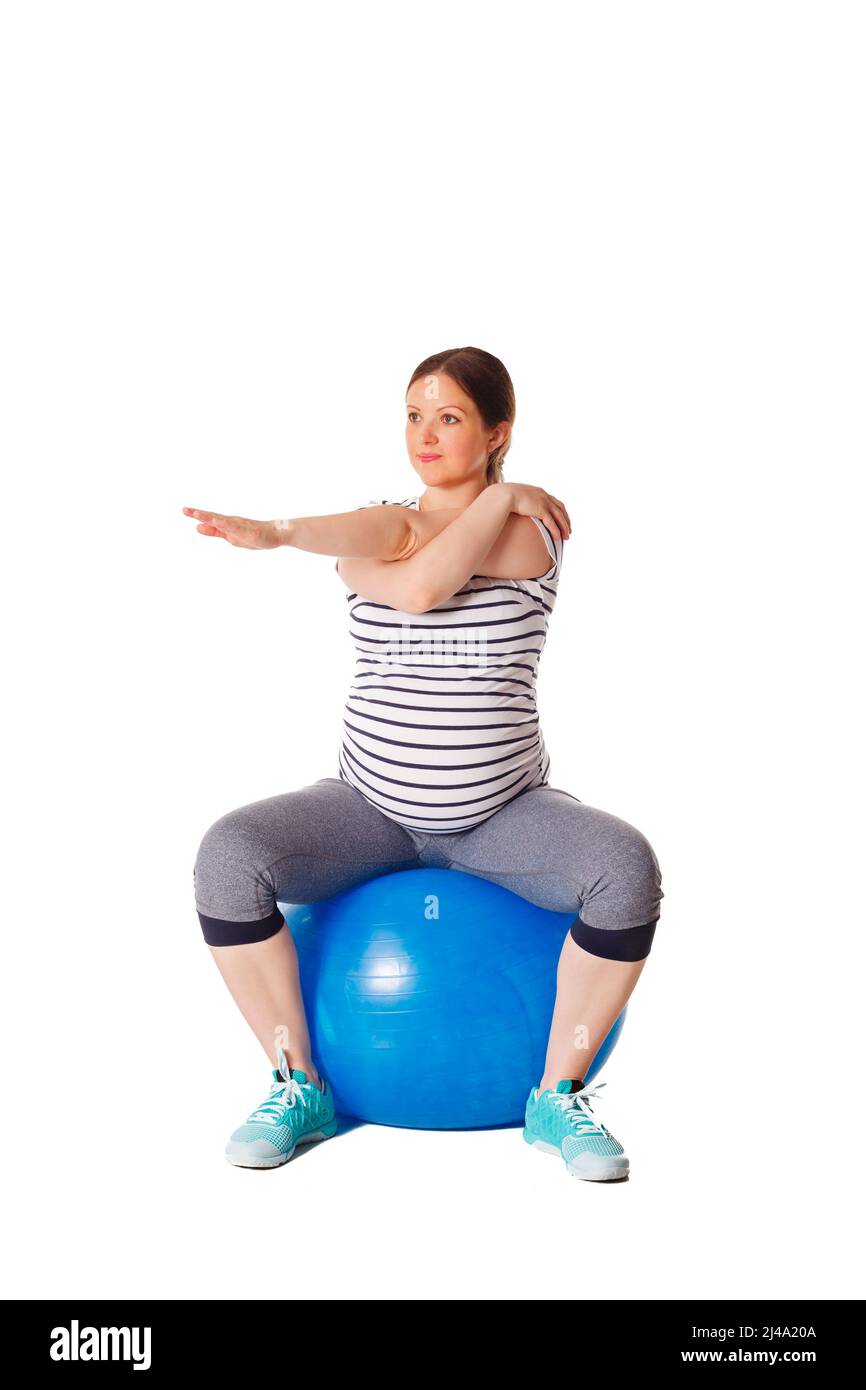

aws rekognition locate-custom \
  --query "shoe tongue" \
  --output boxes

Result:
[556,1078,585,1094]
[272,1066,307,1085]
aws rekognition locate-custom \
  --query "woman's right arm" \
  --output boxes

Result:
[181,504,418,560]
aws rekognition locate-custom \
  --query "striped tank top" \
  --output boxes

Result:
[338,495,563,833]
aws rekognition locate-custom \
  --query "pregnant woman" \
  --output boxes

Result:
[183,345,664,1184]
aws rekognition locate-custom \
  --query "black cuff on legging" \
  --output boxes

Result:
[570,915,659,962]
[198,902,285,947]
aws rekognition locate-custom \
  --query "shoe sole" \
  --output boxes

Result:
[523,1130,629,1182]
[225,1119,339,1169]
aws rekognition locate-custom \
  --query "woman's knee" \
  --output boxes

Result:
[194,807,250,900]
[193,806,284,948]
[571,818,664,960]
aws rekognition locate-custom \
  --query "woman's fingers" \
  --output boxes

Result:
[542,506,568,541]
[549,496,571,532]
[184,506,240,542]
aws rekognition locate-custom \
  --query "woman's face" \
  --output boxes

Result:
[405,372,508,491]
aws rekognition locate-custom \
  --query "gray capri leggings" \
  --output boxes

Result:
[194,778,664,962]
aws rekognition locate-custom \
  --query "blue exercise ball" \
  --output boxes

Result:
[278,867,626,1130]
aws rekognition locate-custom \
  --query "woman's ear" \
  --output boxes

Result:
[490,422,511,454]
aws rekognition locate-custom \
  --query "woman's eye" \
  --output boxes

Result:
[442,414,459,424]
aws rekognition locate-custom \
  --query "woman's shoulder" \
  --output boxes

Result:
[525,515,564,584]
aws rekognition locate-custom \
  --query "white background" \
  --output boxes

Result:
[1,0,863,1301]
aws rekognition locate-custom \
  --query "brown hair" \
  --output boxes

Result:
[406,346,516,485]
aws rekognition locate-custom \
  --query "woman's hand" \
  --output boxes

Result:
[491,482,571,542]
[181,507,286,550]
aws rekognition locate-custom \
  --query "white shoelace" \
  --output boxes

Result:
[246,1075,308,1127]
[550,1080,612,1139]
[246,1046,309,1127]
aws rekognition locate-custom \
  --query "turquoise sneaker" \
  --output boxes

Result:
[523,1078,629,1182]
[225,1046,338,1169]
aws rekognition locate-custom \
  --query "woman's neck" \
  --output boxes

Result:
[418,481,490,513]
